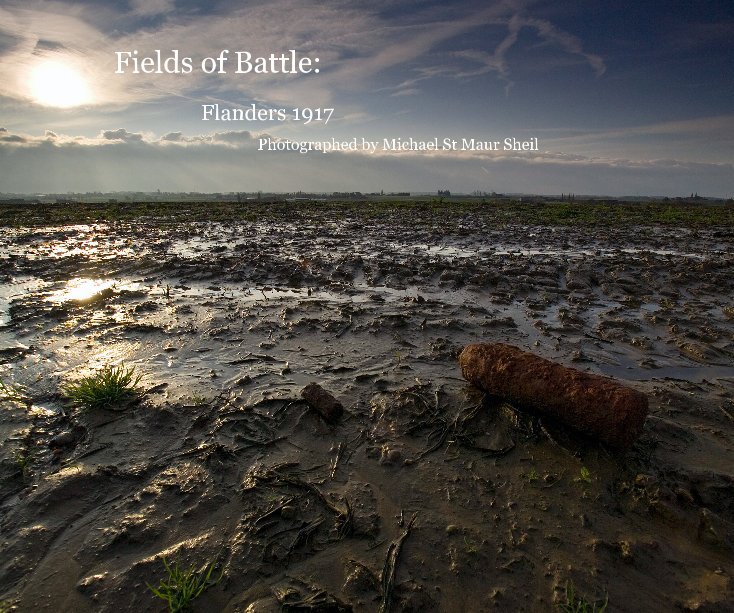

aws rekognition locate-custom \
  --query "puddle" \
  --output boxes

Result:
[0,277,46,326]
[46,278,116,303]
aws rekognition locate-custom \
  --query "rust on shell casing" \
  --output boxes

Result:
[459,343,648,450]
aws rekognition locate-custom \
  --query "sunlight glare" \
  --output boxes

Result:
[29,60,92,108]
[49,279,113,303]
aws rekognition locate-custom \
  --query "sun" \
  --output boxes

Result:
[29,60,92,108]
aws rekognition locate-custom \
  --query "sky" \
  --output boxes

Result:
[0,0,732,197]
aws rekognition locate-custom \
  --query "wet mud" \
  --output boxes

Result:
[1,203,733,611]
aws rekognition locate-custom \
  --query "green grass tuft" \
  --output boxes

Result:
[574,466,592,485]
[463,536,479,554]
[147,557,220,612]
[62,365,142,410]
[15,450,32,475]
[189,394,209,407]
[558,582,608,613]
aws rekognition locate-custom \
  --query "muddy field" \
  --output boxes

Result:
[1,201,733,612]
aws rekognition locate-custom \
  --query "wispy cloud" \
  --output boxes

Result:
[519,15,605,76]
[0,0,604,111]
[452,13,605,96]
[542,115,734,164]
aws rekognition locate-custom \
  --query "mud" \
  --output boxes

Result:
[1,202,733,611]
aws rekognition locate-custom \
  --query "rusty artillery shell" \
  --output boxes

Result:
[301,382,344,424]
[459,343,648,450]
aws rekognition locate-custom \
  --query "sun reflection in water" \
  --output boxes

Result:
[48,278,114,303]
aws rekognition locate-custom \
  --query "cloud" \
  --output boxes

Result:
[34,39,66,52]
[160,131,183,141]
[390,87,420,97]
[452,12,605,97]
[0,0,604,112]
[0,126,730,197]
[454,21,518,81]
[210,130,254,145]
[519,15,605,76]
[388,64,454,96]
[101,128,144,142]
[542,115,734,164]
[586,115,734,139]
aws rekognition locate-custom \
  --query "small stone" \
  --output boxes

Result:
[76,572,109,593]
[379,445,401,465]
[49,425,86,449]
[618,540,634,564]
[698,508,733,551]
[674,487,694,504]
[634,474,656,488]
[343,563,379,595]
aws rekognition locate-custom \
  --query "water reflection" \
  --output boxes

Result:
[47,278,114,303]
